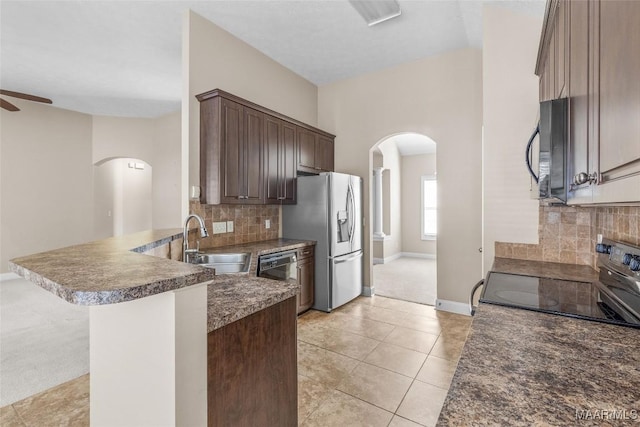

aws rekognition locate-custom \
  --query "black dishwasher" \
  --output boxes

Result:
[257,250,298,282]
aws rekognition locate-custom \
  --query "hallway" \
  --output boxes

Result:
[373,257,436,306]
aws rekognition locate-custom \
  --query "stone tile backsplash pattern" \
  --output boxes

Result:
[189,201,279,249]
[496,205,640,268]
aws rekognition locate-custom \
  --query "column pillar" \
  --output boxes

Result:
[373,167,386,238]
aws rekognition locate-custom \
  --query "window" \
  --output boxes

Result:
[422,175,437,239]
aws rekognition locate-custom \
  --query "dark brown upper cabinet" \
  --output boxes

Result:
[198,96,264,204]
[536,0,640,204]
[197,89,336,205]
[264,116,297,204]
[297,128,335,174]
[594,0,640,186]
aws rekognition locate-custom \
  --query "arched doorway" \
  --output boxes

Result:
[93,157,153,239]
[369,132,437,305]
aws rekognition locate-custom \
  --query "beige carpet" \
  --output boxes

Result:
[373,257,436,305]
[0,277,89,406]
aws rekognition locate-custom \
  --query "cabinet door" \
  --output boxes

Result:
[208,298,297,426]
[297,257,314,314]
[596,0,640,182]
[297,127,317,172]
[221,102,264,204]
[264,116,281,203]
[316,135,334,172]
[566,0,592,204]
[281,122,297,204]
[264,117,297,204]
[548,31,556,100]
[220,99,244,203]
[555,0,567,98]
[243,107,264,204]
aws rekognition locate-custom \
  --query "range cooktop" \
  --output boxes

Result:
[481,239,640,329]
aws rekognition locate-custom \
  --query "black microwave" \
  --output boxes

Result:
[526,98,568,203]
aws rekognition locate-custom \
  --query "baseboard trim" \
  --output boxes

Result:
[362,286,375,297]
[401,252,436,259]
[0,272,20,282]
[435,299,471,316]
[385,253,402,263]
[374,253,436,264]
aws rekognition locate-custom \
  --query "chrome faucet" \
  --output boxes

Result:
[183,214,209,263]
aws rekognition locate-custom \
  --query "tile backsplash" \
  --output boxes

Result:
[496,204,640,268]
[189,201,279,248]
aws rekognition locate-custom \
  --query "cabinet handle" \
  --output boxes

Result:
[278,197,285,200]
[573,172,599,186]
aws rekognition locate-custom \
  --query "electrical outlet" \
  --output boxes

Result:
[212,221,227,234]
[226,221,234,233]
[265,219,271,229]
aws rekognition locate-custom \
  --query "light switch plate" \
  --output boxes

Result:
[265,219,271,229]
[212,221,227,234]
[226,221,234,233]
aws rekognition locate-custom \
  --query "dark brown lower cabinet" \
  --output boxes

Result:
[207,297,297,427]
[296,246,315,314]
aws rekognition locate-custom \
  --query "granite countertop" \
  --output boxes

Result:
[10,231,312,332]
[491,257,600,283]
[9,229,216,305]
[206,275,298,332]
[200,238,316,275]
[438,258,640,426]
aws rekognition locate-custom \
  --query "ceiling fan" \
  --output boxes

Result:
[1,89,52,112]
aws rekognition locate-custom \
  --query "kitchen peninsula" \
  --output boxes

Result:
[9,229,302,426]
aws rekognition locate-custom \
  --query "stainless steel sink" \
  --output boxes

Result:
[193,252,251,274]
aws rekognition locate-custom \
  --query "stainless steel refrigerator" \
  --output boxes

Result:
[283,172,363,312]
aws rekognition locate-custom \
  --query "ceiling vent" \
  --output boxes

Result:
[349,0,402,26]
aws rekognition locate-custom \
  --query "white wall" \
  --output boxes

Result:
[482,5,543,274]
[318,48,483,304]
[402,154,437,255]
[1,101,181,273]
[119,159,153,236]
[92,116,154,165]
[152,111,182,229]
[0,101,93,273]
[93,112,183,232]
[183,10,318,219]
[95,159,153,239]
[93,160,117,240]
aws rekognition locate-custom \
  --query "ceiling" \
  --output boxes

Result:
[377,133,437,156]
[0,0,545,118]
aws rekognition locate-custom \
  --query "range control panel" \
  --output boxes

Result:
[596,238,640,277]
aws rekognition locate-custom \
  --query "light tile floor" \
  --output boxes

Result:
[0,295,471,427]
[297,295,471,427]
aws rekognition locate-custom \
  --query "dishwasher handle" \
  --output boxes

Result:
[258,251,297,271]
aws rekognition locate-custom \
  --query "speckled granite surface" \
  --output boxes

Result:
[9,229,217,305]
[438,258,640,426]
[201,238,315,275]
[206,276,298,332]
[437,304,640,426]
[492,257,599,283]
[10,231,309,334]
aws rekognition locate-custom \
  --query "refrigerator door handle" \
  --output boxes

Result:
[334,251,362,264]
[348,183,356,245]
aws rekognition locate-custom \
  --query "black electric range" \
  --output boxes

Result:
[480,239,640,328]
